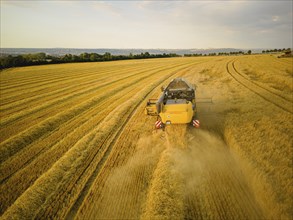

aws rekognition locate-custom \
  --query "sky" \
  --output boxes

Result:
[1,0,292,49]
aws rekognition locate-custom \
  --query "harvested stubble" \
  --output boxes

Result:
[0,58,201,217]
[1,55,292,220]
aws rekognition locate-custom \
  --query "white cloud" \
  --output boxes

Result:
[1,0,292,48]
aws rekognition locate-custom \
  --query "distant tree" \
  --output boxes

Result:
[0,55,13,68]
[80,53,90,61]
[62,54,73,62]
[144,52,150,57]
[36,53,46,60]
[103,52,112,60]
[90,53,98,61]
[247,50,252,55]
[208,53,216,56]
[72,55,80,62]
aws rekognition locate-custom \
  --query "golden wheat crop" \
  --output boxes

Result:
[0,55,292,219]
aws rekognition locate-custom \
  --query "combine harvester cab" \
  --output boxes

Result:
[145,78,200,129]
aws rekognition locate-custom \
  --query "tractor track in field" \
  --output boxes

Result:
[226,60,293,114]
[232,60,292,103]
[34,63,199,219]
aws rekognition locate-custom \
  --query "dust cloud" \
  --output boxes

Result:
[88,132,165,219]
[143,127,263,219]
[89,126,263,219]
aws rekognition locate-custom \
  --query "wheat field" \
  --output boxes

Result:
[0,55,292,219]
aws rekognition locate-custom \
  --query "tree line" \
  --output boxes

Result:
[2,48,291,69]
[0,52,180,69]
[184,50,248,57]
[262,48,291,53]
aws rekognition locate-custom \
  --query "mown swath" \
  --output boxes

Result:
[1,56,292,219]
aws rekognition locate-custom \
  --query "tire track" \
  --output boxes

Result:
[226,60,292,114]
[232,61,292,103]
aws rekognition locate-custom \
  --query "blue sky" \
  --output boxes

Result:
[1,0,292,49]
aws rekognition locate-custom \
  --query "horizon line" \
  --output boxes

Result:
[2,47,291,50]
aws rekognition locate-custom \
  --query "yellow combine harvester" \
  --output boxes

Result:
[145,78,200,129]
